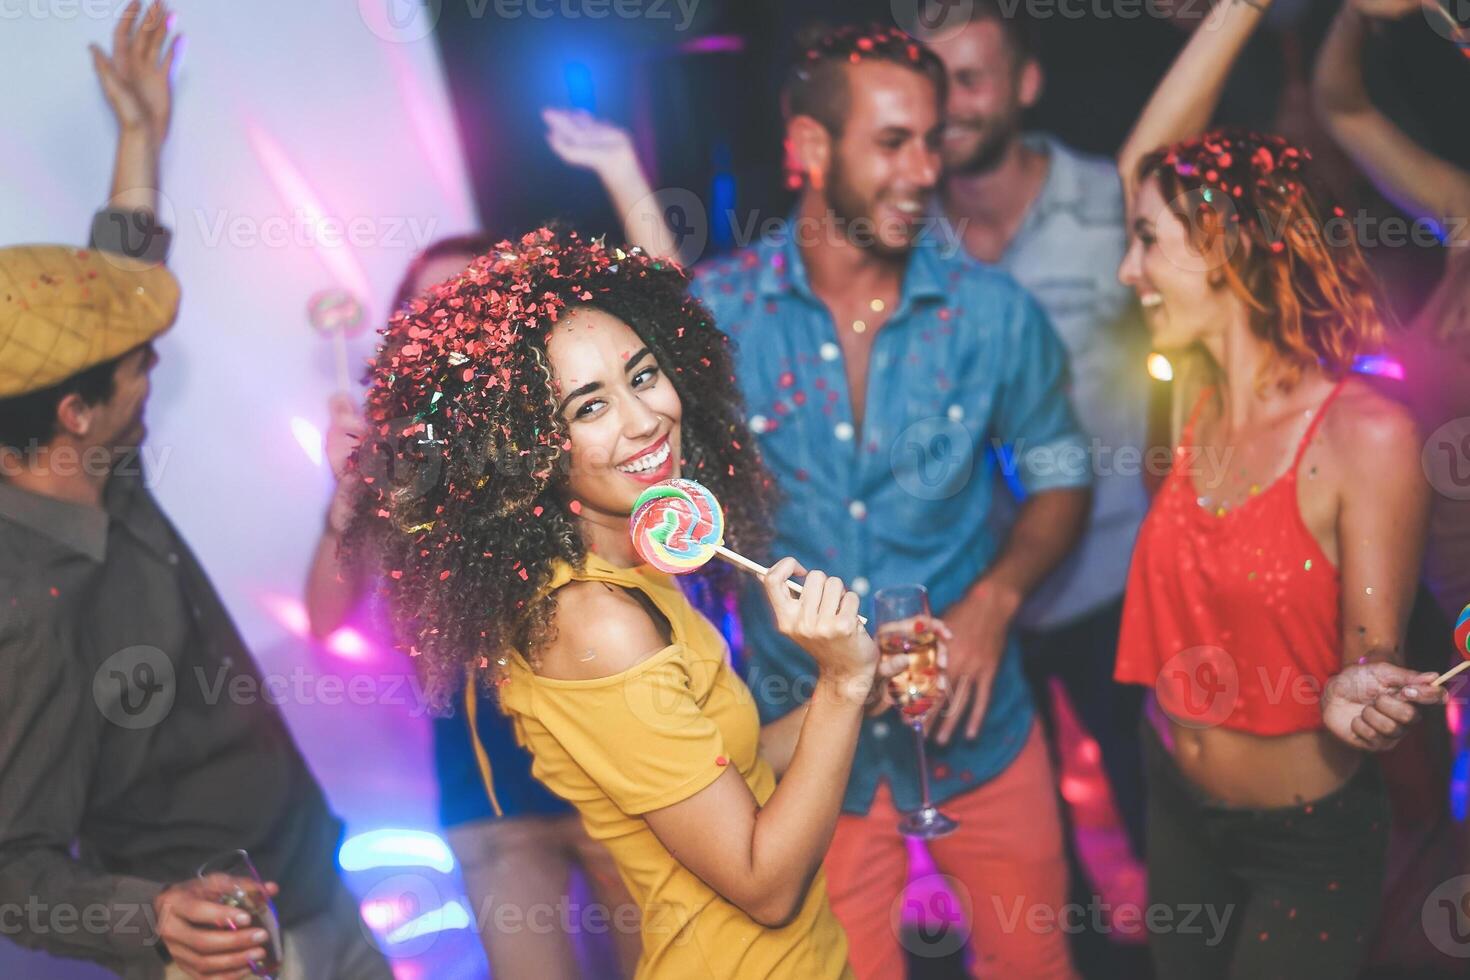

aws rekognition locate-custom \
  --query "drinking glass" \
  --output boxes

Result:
[875,584,958,839]
[196,849,283,979]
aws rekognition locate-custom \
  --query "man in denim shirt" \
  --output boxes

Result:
[689,28,1090,979]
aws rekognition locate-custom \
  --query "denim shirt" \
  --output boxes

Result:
[690,228,1091,815]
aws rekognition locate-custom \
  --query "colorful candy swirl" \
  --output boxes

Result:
[1456,603,1470,659]
[629,479,725,574]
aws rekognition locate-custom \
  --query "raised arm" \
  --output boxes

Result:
[88,0,178,263]
[1313,0,1470,244]
[304,394,370,637]
[542,108,685,262]
[1118,0,1275,206]
[542,559,874,927]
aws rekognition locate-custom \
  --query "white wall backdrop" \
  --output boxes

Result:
[0,0,478,651]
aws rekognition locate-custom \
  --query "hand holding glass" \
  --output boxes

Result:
[875,584,958,839]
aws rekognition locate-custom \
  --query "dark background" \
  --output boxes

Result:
[431,0,1470,320]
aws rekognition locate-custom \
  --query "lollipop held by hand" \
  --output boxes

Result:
[307,288,365,393]
[629,478,866,624]
[1429,602,1470,688]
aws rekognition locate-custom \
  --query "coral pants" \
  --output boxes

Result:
[822,723,1078,979]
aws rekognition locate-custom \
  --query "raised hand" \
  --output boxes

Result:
[90,0,180,144]
[543,108,639,179]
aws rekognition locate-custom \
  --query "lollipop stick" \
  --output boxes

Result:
[1430,660,1470,688]
[713,546,867,626]
[332,328,351,394]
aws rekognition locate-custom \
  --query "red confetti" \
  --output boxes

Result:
[569,500,582,515]
[715,755,729,767]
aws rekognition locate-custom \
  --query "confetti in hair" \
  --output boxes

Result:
[344,228,773,708]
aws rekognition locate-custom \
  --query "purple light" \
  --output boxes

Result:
[1353,354,1405,380]
[678,35,745,55]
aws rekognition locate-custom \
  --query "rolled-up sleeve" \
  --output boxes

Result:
[994,292,1092,495]
[0,609,165,967]
[89,209,172,266]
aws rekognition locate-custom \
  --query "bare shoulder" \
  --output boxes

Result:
[1322,377,1421,463]
[538,579,673,681]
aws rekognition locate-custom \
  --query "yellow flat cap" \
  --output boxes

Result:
[0,245,180,398]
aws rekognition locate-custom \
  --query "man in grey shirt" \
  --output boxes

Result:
[927,6,1153,862]
[0,7,390,978]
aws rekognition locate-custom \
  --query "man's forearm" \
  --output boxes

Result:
[976,487,1090,602]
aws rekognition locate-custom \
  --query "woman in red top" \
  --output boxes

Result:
[1113,1,1447,976]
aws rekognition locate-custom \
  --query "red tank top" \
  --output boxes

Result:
[1114,382,1344,734]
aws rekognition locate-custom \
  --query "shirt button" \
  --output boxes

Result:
[852,577,870,597]
[872,720,890,738]
[848,500,867,520]
[834,422,854,442]
[749,415,769,434]
[819,342,839,361]
[947,404,964,422]
[167,552,180,566]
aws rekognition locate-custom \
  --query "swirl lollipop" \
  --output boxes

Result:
[630,479,865,623]
[1432,602,1470,688]
[630,479,725,573]
[307,288,366,393]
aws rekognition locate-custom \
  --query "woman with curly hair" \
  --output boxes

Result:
[348,228,877,978]
[1112,1,1447,976]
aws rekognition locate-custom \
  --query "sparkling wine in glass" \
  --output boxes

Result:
[875,584,958,839]
[196,849,283,979]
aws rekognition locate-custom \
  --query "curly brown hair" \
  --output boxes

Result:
[1137,129,1392,392]
[345,228,773,708]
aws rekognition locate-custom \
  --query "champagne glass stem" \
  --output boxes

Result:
[911,720,936,810]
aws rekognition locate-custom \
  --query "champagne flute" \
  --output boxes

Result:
[196,849,283,979]
[875,584,958,839]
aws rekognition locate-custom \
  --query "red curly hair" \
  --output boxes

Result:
[1137,129,1391,391]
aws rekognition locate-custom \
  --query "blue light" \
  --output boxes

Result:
[387,899,474,944]
[339,829,456,873]
[564,62,595,112]
[1352,354,1405,380]
[1451,747,1468,822]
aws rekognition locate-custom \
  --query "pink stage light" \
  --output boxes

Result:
[290,416,324,467]
[382,44,476,218]
[245,122,375,302]
[1353,354,1405,380]
[325,627,373,662]
[260,593,310,638]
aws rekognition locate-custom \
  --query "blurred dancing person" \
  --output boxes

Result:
[1113,0,1448,975]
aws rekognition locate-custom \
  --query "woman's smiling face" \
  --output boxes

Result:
[548,306,683,521]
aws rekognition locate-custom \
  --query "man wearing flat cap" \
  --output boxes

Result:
[0,6,391,979]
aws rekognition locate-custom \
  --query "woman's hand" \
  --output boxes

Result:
[1322,662,1446,751]
[762,558,876,691]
